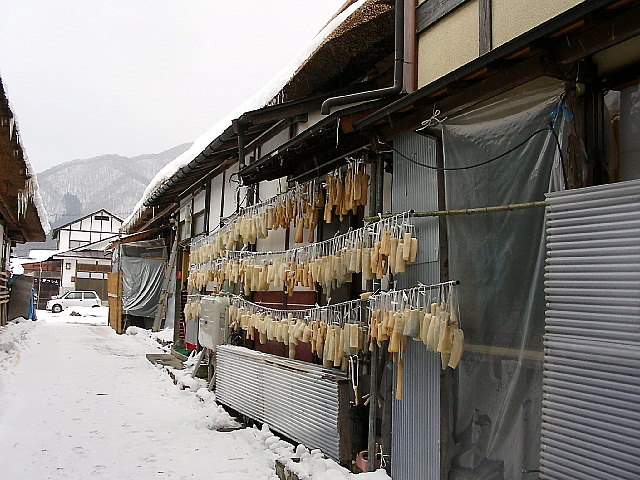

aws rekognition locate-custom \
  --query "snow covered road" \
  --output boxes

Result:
[0,311,277,479]
[0,310,392,480]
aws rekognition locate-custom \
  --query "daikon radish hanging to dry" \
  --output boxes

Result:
[389,312,404,353]
[437,311,452,353]
[448,329,465,369]
[349,323,360,351]
[425,304,440,352]
[333,328,344,367]
[395,240,407,274]
[294,219,304,244]
[389,237,398,273]
[396,358,404,401]
[421,311,433,345]
[316,322,326,358]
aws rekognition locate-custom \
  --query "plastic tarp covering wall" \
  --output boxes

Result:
[121,257,165,318]
[442,82,565,479]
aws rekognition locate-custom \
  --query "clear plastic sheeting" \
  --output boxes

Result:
[441,82,565,479]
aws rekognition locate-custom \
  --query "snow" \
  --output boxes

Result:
[0,308,391,479]
[26,156,52,235]
[10,248,62,274]
[122,0,366,231]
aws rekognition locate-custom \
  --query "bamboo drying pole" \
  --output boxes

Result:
[363,201,548,222]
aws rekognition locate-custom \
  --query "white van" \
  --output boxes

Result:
[46,291,102,313]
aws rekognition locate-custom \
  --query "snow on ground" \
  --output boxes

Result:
[0,309,391,479]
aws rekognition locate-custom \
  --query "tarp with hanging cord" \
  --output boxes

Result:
[441,81,567,479]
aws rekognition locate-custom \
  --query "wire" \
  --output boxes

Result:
[548,126,568,189]
[381,124,560,171]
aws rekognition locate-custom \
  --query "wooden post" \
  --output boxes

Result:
[436,135,452,480]
[108,270,123,334]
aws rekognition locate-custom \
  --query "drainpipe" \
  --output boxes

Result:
[320,0,405,115]
[403,0,417,93]
[234,119,255,206]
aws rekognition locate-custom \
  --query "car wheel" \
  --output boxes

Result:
[51,304,63,313]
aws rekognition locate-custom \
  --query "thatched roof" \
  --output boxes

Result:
[123,0,396,233]
[0,77,49,243]
[279,0,395,102]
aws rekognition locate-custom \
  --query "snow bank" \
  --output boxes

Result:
[124,326,241,431]
[123,0,365,230]
[253,423,392,480]
[0,317,38,373]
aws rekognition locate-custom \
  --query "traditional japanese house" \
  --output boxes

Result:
[123,0,640,479]
[0,76,49,323]
[350,1,640,479]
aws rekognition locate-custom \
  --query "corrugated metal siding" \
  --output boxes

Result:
[391,132,441,480]
[215,346,346,461]
[542,180,640,480]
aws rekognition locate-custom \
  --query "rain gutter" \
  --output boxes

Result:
[320,0,405,115]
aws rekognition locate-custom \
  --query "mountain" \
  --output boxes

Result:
[38,143,191,227]
[12,143,191,258]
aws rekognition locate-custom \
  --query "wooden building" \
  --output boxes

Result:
[123,1,640,479]
[0,76,49,324]
[51,209,121,298]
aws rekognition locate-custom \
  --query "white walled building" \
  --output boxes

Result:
[53,209,122,250]
[52,210,122,297]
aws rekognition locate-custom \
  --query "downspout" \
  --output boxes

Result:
[403,0,417,93]
[320,0,405,115]
[234,119,255,206]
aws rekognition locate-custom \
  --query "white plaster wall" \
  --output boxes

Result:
[58,230,71,250]
[417,0,479,88]
[593,36,640,76]
[208,174,224,231]
[193,190,206,213]
[261,129,290,158]
[61,258,76,292]
[492,0,583,48]
[70,230,91,242]
[222,163,240,218]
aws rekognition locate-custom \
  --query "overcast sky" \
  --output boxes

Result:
[0,1,347,173]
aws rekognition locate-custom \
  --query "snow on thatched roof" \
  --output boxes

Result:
[123,0,394,231]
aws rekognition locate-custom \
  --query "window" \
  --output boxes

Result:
[94,215,109,221]
[66,292,82,299]
[83,292,98,299]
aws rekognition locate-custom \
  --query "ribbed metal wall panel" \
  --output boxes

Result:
[215,346,347,461]
[391,133,441,480]
[541,180,640,480]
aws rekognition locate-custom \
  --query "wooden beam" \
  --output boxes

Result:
[416,0,469,33]
[479,0,493,55]
[379,53,560,140]
[556,4,640,64]
[138,203,178,232]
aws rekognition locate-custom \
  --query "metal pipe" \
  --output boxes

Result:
[403,0,417,93]
[321,0,405,115]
